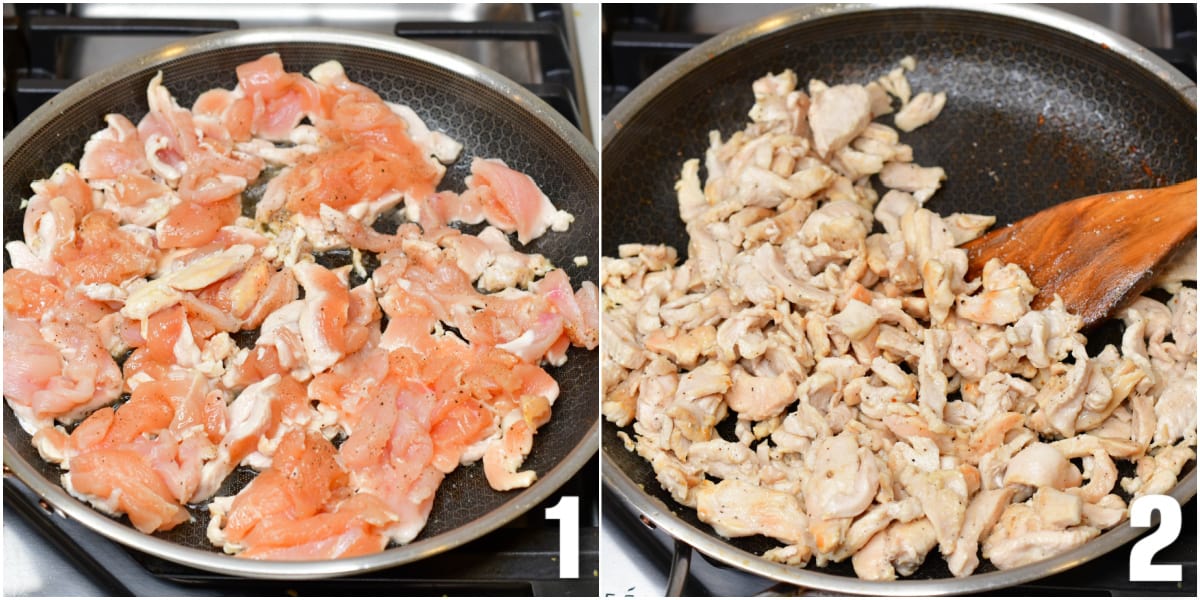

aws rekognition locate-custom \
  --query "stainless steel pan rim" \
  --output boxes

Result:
[6,27,598,169]
[3,27,598,580]
[604,457,1195,596]
[602,2,1195,148]
[601,2,1196,595]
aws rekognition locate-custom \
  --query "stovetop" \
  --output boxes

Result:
[2,3,598,596]
[601,3,1197,114]
[3,2,595,141]
[599,3,1197,597]
[601,486,1196,597]
[6,457,599,597]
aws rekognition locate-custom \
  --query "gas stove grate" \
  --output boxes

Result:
[131,456,599,596]
[6,457,599,596]
[3,3,582,133]
[3,4,595,594]
[600,4,1198,115]
[599,4,1196,597]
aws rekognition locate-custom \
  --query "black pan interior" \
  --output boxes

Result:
[603,8,1196,581]
[4,41,598,552]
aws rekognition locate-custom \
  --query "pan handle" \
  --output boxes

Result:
[665,538,693,596]
[3,476,134,596]
[663,536,824,596]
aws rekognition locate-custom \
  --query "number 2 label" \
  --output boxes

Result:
[1128,495,1182,582]
[546,495,580,579]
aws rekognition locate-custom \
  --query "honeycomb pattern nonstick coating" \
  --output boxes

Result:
[603,8,1196,582]
[603,10,1196,256]
[4,40,598,556]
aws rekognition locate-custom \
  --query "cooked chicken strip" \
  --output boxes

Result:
[852,518,938,581]
[986,525,1099,570]
[809,84,872,158]
[1003,442,1083,490]
[805,431,879,520]
[897,465,969,558]
[726,366,797,421]
[946,488,1014,577]
[695,478,810,546]
[880,162,946,203]
[894,91,947,132]
[602,59,1194,582]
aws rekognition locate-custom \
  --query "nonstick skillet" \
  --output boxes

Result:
[602,4,1196,595]
[3,28,598,579]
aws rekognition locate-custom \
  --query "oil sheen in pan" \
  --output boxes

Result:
[3,29,598,578]
[600,4,1195,595]
[74,154,569,547]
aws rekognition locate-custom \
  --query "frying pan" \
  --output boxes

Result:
[602,3,1196,595]
[3,28,598,579]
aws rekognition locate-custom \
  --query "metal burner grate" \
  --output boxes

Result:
[2,3,596,596]
[600,4,1197,116]
[599,3,1196,597]
[7,457,598,596]
[3,3,583,133]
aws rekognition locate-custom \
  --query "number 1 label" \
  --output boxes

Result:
[546,495,579,579]
[1128,495,1182,582]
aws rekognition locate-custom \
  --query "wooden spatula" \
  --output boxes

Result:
[962,178,1197,329]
